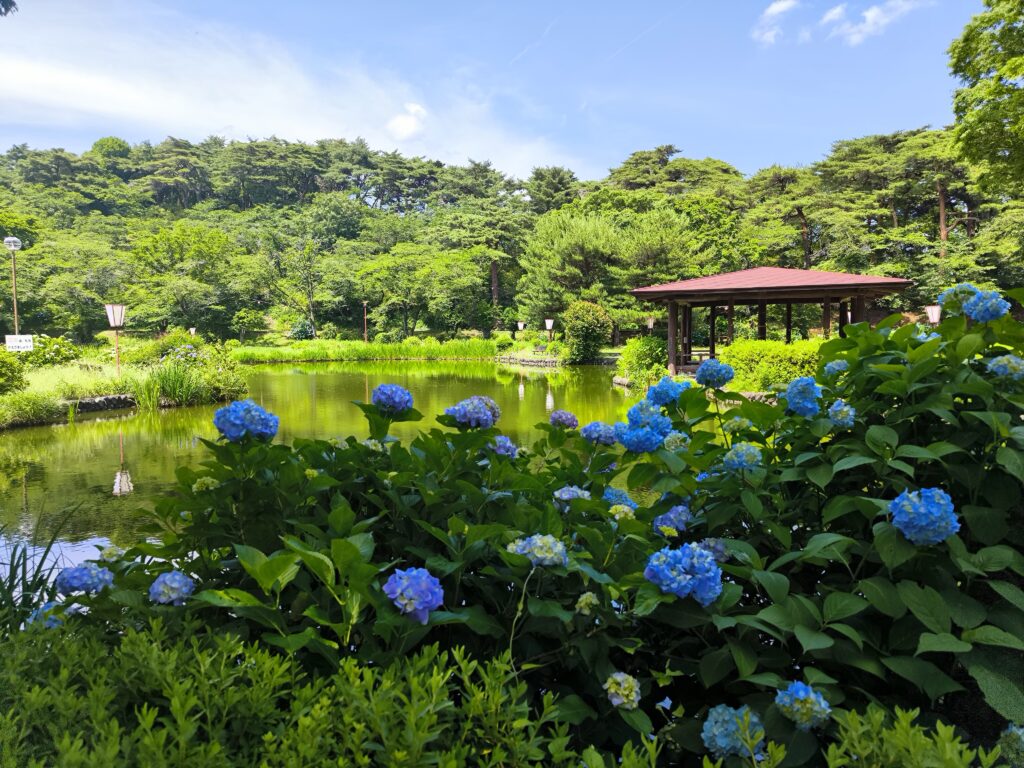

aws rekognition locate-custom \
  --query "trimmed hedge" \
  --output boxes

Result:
[717,338,822,391]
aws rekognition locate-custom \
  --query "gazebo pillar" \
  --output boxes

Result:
[851,295,866,323]
[822,299,832,338]
[785,302,792,344]
[681,304,691,365]
[709,305,717,359]
[757,301,767,340]
[667,300,678,375]
[727,302,734,345]
[838,301,849,338]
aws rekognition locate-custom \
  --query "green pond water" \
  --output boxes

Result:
[0,362,631,562]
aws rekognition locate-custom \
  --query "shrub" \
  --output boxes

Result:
[0,390,64,427]
[290,317,315,340]
[495,336,515,353]
[231,308,268,341]
[121,328,202,365]
[616,336,667,388]
[404,335,424,347]
[317,321,340,340]
[717,338,822,391]
[0,350,26,396]
[21,335,79,368]
[562,301,613,363]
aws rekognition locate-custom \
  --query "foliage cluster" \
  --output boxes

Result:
[717,340,823,392]
[20,335,79,368]
[561,300,613,364]
[0,350,26,396]
[616,336,668,388]
[230,338,497,363]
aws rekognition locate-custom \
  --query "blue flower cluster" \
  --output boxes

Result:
[26,601,62,629]
[581,421,616,445]
[890,487,960,545]
[554,486,590,506]
[987,354,1024,381]
[55,563,114,595]
[382,567,444,624]
[937,283,980,307]
[603,486,637,510]
[785,376,822,418]
[723,442,762,472]
[644,543,723,607]
[653,504,692,536]
[615,400,673,453]
[963,289,1010,323]
[828,399,856,429]
[507,534,568,567]
[646,376,689,406]
[549,409,579,429]
[775,681,831,730]
[149,570,195,606]
[702,704,765,760]
[371,383,414,414]
[445,395,500,428]
[213,399,279,442]
[823,359,849,377]
[695,359,734,389]
[489,435,519,458]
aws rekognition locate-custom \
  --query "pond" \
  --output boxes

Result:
[0,362,632,561]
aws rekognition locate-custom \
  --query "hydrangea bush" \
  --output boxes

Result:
[70,286,1024,762]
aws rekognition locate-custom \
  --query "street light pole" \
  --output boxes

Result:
[3,237,22,335]
[104,303,127,378]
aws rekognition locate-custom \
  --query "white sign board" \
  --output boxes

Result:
[5,335,33,352]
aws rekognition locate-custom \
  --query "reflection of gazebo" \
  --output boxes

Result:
[631,267,911,374]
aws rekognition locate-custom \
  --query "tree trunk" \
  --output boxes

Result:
[889,198,898,228]
[796,207,812,268]
[490,260,499,306]
[937,179,949,261]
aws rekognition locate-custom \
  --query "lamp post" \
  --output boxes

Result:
[363,301,369,343]
[924,304,941,325]
[112,428,133,497]
[545,317,554,342]
[104,303,126,377]
[3,237,21,335]
[646,315,656,335]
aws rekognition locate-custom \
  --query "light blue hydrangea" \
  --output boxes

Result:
[644,543,723,606]
[987,354,1024,381]
[784,376,822,418]
[55,563,114,596]
[828,399,856,429]
[603,672,641,710]
[890,487,960,545]
[581,421,617,445]
[149,570,195,606]
[702,704,765,760]
[937,283,980,307]
[382,567,444,624]
[26,601,62,629]
[489,435,519,458]
[963,289,1010,323]
[646,376,689,406]
[213,399,279,442]
[823,359,849,377]
[615,399,674,453]
[445,395,500,429]
[775,681,831,730]
[603,486,637,510]
[663,430,691,451]
[723,442,762,472]
[371,383,413,414]
[653,504,692,536]
[695,359,734,389]
[507,534,569,567]
[549,409,579,429]
[554,485,590,503]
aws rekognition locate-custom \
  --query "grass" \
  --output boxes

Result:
[231,338,498,363]
[0,520,66,635]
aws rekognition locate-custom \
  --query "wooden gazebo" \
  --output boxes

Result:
[630,266,911,374]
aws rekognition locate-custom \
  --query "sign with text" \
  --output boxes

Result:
[5,335,33,352]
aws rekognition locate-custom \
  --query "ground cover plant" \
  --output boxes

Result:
[230,338,497,364]
[36,284,1024,765]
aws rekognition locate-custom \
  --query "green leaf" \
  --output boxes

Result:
[282,535,335,586]
[963,649,1024,721]
[234,544,268,577]
[256,552,300,594]
[915,632,973,655]
[962,625,1024,651]
[824,592,869,623]
[794,624,834,653]
[873,522,916,570]
[955,333,985,360]
[527,597,573,623]
[552,694,596,725]
[858,577,906,619]
[882,656,964,701]
[752,570,790,603]
[865,425,899,455]
[990,581,1024,614]
[618,707,653,734]
[996,446,1024,483]
[193,588,265,607]
[832,455,877,474]
[807,463,833,489]
[896,582,951,634]
[728,640,758,678]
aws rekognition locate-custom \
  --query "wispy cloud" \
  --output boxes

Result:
[752,0,800,45]
[820,0,927,45]
[0,1,582,178]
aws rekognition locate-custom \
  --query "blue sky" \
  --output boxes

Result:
[0,0,981,179]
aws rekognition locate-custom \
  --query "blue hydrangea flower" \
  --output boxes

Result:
[828,399,856,429]
[581,421,617,445]
[603,672,641,710]
[646,376,689,406]
[603,486,638,510]
[784,376,822,418]
[890,487,960,545]
[723,442,762,472]
[702,704,765,760]
[549,409,579,429]
[653,504,692,536]
[937,283,980,307]
[213,399,279,442]
[445,395,500,429]
[615,399,674,453]
[987,354,1024,381]
[55,563,114,596]
[489,435,519,458]
[644,543,723,606]
[700,537,731,562]
[382,567,444,624]
[775,681,831,730]
[915,331,941,343]
[614,424,663,453]
[26,601,63,629]
[626,400,673,434]
[963,290,1010,323]
[149,570,195,606]
[695,359,734,389]
[663,430,691,451]
[823,360,849,377]
[371,383,413,414]
[507,534,568,567]
[554,485,590,504]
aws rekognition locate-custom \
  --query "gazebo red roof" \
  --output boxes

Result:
[631,266,911,304]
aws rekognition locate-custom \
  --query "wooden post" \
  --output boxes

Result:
[851,295,866,324]
[822,299,831,338]
[785,302,792,344]
[667,300,677,375]
[683,304,693,364]
[838,301,849,338]
[709,305,717,359]
[757,301,767,340]
[727,302,734,345]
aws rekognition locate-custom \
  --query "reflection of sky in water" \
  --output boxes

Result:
[0,362,630,552]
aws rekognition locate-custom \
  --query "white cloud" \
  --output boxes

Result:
[752,0,800,45]
[820,0,926,45]
[0,1,582,178]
